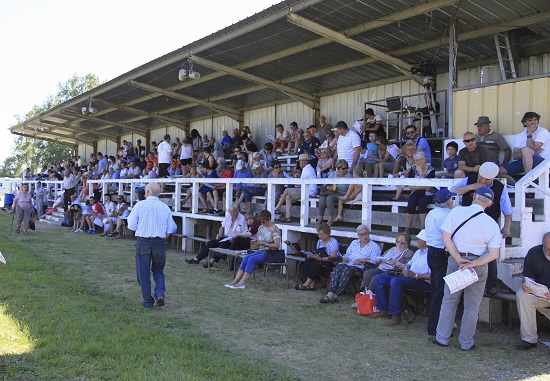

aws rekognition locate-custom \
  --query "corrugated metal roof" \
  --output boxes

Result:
[10,0,550,144]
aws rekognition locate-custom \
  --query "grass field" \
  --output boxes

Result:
[0,211,548,381]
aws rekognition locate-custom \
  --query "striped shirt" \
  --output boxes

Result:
[63,174,78,190]
[127,196,177,238]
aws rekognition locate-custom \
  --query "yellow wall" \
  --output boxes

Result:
[453,77,550,138]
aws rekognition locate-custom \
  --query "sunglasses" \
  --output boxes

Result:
[338,167,349,170]
[463,138,475,143]
[273,166,281,169]
[406,131,416,135]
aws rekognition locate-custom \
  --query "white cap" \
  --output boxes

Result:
[416,229,427,241]
[479,162,499,179]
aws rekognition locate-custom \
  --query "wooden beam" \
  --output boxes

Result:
[287,12,423,85]
[128,79,242,121]
[40,119,118,140]
[190,55,318,108]
[61,109,145,134]
[91,98,187,127]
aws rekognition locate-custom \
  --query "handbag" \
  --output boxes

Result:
[29,218,36,231]
[265,250,285,263]
[355,292,377,316]
[319,184,337,196]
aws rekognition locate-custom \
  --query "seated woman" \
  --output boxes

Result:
[181,165,204,209]
[334,168,366,222]
[391,142,416,201]
[319,225,381,303]
[273,124,290,152]
[369,229,430,326]
[296,223,340,291]
[404,151,435,233]
[185,205,247,266]
[315,149,333,178]
[317,159,351,226]
[225,210,281,289]
[359,233,414,294]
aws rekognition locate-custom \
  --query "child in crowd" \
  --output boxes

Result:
[362,132,378,177]
[436,141,459,178]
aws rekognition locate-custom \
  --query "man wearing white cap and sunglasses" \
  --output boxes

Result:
[450,161,512,296]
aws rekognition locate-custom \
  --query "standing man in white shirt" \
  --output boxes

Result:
[334,121,361,173]
[431,187,501,351]
[500,112,550,185]
[127,182,177,308]
[157,134,173,178]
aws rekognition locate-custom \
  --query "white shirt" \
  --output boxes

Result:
[180,145,193,160]
[425,207,452,249]
[336,129,361,167]
[407,247,430,276]
[440,204,501,256]
[513,126,550,159]
[222,213,247,237]
[127,196,177,238]
[158,140,172,164]
[104,201,116,217]
[301,163,318,196]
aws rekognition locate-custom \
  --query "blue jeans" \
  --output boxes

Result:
[241,186,266,202]
[135,237,166,307]
[427,246,449,335]
[239,252,266,274]
[373,273,431,317]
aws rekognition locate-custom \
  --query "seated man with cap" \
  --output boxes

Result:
[370,229,431,327]
[474,116,511,166]
[451,161,512,295]
[274,154,317,222]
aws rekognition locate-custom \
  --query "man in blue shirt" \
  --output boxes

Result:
[127,182,177,308]
[406,125,432,164]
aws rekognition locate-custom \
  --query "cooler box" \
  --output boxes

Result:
[4,193,14,207]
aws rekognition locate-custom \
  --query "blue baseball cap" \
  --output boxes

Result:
[475,186,494,201]
[434,188,457,203]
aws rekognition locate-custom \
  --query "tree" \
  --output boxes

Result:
[0,73,101,177]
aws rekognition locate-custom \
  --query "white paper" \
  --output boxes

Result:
[375,256,391,263]
[525,277,550,300]
[0,252,5,264]
[352,120,362,133]
[219,237,231,243]
[443,268,478,294]
[93,217,103,227]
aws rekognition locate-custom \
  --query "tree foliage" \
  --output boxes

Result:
[1,73,101,177]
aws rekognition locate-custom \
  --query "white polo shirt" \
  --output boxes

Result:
[425,206,452,249]
[336,129,361,167]
[440,204,501,256]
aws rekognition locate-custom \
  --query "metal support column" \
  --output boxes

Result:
[448,17,457,139]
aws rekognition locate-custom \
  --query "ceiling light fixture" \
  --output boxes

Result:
[81,101,97,115]
[178,58,200,81]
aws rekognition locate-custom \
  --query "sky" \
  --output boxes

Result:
[0,0,279,164]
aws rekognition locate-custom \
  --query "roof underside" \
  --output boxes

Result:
[11,0,550,145]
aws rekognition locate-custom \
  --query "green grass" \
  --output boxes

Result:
[0,212,549,381]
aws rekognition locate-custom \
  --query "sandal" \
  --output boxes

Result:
[277,217,291,222]
[333,216,343,222]
[15,228,20,234]
[319,295,336,304]
[295,283,315,291]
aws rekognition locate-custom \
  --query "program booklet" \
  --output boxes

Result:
[444,268,479,294]
[525,277,550,300]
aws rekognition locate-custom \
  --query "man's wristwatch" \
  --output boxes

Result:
[527,135,533,138]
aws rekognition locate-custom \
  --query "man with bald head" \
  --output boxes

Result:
[454,131,491,181]
[127,182,177,308]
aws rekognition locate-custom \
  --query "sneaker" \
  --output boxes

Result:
[185,258,199,264]
[74,228,83,233]
[351,302,357,309]
[88,230,96,234]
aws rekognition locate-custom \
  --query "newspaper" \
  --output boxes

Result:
[525,277,550,300]
[444,268,478,294]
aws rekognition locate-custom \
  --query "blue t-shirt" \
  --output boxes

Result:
[408,137,432,163]
[443,156,458,174]
[365,142,378,164]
